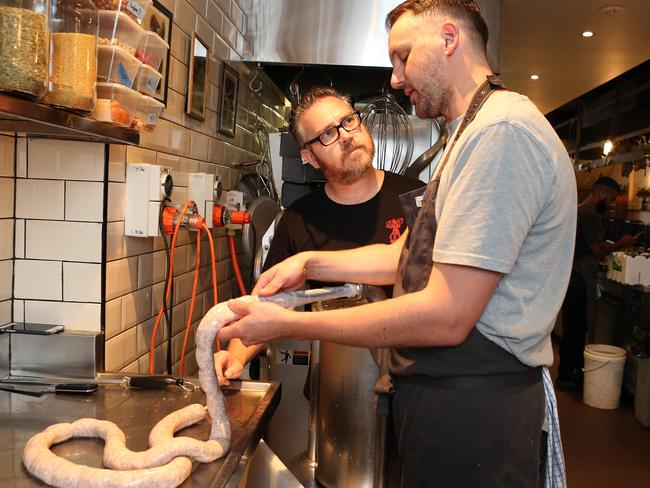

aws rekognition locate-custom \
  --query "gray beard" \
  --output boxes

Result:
[318,143,375,185]
[322,161,373,185]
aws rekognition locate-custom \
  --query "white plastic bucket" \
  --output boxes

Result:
[583,344,627,409]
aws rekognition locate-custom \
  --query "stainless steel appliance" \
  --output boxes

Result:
[312,289,388,488]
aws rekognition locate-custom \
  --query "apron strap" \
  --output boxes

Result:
[433,75,506,181]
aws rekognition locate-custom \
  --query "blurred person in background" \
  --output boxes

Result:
[557,176,639,390]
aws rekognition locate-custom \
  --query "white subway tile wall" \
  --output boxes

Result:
[0,135,14,177]
[0,219,12,260]
[15,138,27,177]
[15,179,65,220]
[28,139,104,180]
[14,219,25,259]
[24,300,101,332]
[26,220,102,262]
[0,260,12,301]
[0,0,288,373]
[0,300,10,325]
[65,181,104,222]
[63,262,102,303]
[0,135,13,326]
[14,260,62,300]
[0,178,14,218]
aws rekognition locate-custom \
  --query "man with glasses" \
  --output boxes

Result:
[214,86,423,476]
[214,85,423,383]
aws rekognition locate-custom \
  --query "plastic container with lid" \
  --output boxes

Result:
[135,31,168,72]
[132,93,164,131]
[91,81,140,126]
[0,0,49,98]
[97,44,141,88]
[92,0,151,23]
[43,0,98,112]
[132,63,162,96]
[98,9,144,55]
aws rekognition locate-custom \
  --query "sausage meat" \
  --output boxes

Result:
[22,299,251,487]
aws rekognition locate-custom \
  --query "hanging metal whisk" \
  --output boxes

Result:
[360,92,414,174]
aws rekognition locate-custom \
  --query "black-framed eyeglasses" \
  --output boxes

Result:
[303,111,362,147]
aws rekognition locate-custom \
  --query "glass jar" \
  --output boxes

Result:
[44,0,98,112]
[0,0,49,98]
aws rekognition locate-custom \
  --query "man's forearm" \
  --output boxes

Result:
[228,338,265,365]
[304,234,405,285]
[287,263,499,348]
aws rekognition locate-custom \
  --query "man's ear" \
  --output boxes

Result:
[300,148,320,169]
[441,21,459,55]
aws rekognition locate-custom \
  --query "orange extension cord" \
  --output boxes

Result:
[179,230,201,377]
[177,222,222,376]
[229,234,247,296]
[149,201,190,374]
[202,223,218,306]
[202,222,221,352]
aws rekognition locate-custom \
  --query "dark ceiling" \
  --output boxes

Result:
[546,60,650,160]
[260,63,411,108]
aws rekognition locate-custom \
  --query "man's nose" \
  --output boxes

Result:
[338,126,354,145]
[391,70,404,90]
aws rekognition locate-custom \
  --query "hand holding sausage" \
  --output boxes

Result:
[214,350,244,386]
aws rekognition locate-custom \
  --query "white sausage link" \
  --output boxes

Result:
[22,299,251,487]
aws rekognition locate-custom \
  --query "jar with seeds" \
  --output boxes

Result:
[0,0,49,98]
[43,0,98,112]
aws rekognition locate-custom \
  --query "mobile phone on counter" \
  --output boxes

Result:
[0,322,65,335]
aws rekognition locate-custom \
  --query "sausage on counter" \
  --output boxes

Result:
[22,298,253,487]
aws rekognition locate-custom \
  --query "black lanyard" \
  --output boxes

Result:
[434,74,505,179]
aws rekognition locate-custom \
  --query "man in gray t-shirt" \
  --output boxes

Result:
[214,1,577,485]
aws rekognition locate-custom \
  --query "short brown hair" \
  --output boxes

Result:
[289,86,351,145]
[385,0,489,54]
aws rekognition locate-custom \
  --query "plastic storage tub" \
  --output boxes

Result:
[98,10,144,55]
[97,44,141,88]
[93,0,151,23]
[132,63,162,96]
[132,94,164,131]
[136,31,168,71]
[91,81,140,127]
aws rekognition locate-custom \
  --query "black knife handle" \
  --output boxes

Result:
[129,376,178,389]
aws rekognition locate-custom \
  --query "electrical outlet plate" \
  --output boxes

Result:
[125,163,173,237]
[188,172,216,229]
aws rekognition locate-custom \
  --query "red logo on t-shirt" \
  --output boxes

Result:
[386,218,405,243]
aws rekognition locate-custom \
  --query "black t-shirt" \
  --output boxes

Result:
[262,171,425,296]
[573,202,605,273]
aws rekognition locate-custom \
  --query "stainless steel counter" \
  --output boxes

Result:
[0,378,280,487]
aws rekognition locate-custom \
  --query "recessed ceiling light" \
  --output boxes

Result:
[582,31,594,38]
[600,5,627,16]
[530,74,540,80]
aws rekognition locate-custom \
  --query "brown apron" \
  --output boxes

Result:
[383,76,545,487]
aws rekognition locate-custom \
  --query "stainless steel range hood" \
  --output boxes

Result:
[243,0,502,72]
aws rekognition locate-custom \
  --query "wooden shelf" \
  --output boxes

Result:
[0,93,139,145]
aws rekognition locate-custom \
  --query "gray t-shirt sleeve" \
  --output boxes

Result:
[433,121,556,273]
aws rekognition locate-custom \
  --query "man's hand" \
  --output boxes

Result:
[213,350,244,386]
[218,299,295,345]
[253,253,310,296]
[616,232,642,249]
